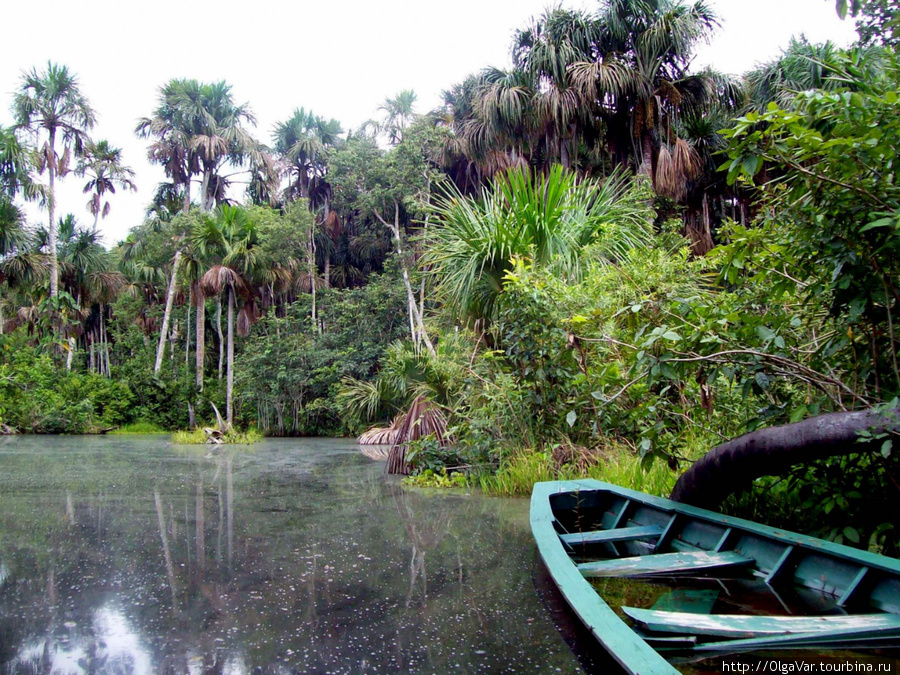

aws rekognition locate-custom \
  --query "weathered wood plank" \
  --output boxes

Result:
[578,551,754,578]
[689,626,900,652]
[559,525,663,547]
[622,607,900,639]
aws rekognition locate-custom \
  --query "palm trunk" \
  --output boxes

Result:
[309,222,317,331]
[196,294,205,390]
[216,297,224,380]
[48,129,59,298]
[183,177,192,213]
[226,286,235,428]
[200,169,212,213]
[185,286,192,369]
[154,249,183,373]
[639,130,654,178]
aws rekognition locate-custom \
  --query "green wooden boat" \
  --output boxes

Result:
[531,479,900,674]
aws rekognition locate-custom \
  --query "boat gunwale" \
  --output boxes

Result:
[531,481,680,674]
[542,479,900,577]
[531,479,900,675]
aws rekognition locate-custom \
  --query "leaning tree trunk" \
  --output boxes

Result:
[154,249,183,373]
[671,407,900,509]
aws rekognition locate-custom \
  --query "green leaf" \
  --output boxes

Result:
[882,439,893,458]
[790,405,808,424]
[859,217,894,232]
[742,155,760,176]
[591,391,605,401]
[630,304,642,313]
[843,527,860,544]
[661,331,682,341]
[755,372,770,390]
[566,410,577,428]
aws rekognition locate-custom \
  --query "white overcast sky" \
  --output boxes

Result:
[0,0,857,246]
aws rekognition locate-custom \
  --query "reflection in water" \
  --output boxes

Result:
[8,605,153,674]
[0,436,584,673]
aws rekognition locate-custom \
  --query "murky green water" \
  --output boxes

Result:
[0,436,593,674]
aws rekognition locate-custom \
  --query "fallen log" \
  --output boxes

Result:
[671,407,900,509]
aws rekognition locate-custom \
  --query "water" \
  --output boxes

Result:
[0,436,593,674]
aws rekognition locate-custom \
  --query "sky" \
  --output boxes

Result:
[0,0,859,247]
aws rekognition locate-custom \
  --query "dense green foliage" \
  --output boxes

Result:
[0,1,898,552]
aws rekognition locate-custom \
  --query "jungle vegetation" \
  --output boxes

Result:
[0,0,897,552]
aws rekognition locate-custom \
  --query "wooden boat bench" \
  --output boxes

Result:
[578,550,755,578]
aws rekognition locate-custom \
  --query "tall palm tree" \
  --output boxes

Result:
[273,108,343,203]
[13,62,96,298]
[136,79,200,213]
[199,206,262,427]
[571,0,720,180]
[137,79,274,214]
[77,140,136,229]
[379,90,418,145]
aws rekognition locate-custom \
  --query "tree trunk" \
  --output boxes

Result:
[376,201,435,356]
[185,286,192,369]
[226,286,235,428]
[309,220,317,331]
[183,176,192,213]
[638,131,654,178]
[48,129,59,298]
[196,294,205,390]
[66,337,75,371]
[216,297,224,380]
[670,408,900,509]
[200,169,212,213]
[154,249,183,373]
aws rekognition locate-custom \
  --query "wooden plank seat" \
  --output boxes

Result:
[622,607,900,640]
[559,525,663,547]
[578,551,754,578]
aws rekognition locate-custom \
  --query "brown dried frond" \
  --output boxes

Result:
[358,414,403,446]
[201,265,244,297]
[386,396,451,475]
[323,210,342,238]
[654,138,700,201]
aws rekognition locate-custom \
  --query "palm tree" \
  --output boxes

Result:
[379,90,418,145]
[199,205,262,427]
[273,108,343,203]
[572,0,720,180]
[13,62,96,298]
[77,140,136,229]
[0,125,35,199]
[137,79,274,214]
[273,109,343,324]
[0,201,40,334]
[136,79,200,213]
[423,166,653,325]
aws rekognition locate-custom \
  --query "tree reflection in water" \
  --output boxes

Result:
[0,436,584,674]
